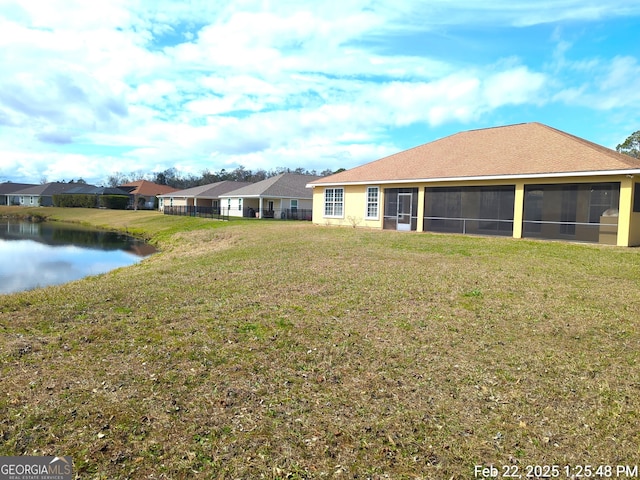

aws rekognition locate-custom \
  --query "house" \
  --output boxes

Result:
[62,185,133,207]
[220,173,321,219]
[0,182,37,205]
[157,181,252,213]
[118,180,178,210]
[308,122,640,247]
[4,182,133,208]
[8,182,81,207]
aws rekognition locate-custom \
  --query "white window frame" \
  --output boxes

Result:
[324,188,344,218]
[365,186,379,220]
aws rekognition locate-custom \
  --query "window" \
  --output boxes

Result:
[324,188,344,217]
[291,199,298,212]
[366,187,379,219]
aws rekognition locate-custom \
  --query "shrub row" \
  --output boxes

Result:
[53,194,97,208]
[53,194,130,209]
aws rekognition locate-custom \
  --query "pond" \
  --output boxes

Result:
[0,220,156,295]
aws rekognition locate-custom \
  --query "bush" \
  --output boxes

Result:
[100,195,130,210]
[53,194,97,208]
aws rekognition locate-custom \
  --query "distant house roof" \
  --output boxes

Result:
[10,182,81,196]
[119,180,178,196]
[158,181,253,199]
[309,122,640,186]
[0,182,37,194]
[65,185,131,195]
[222,174,322,199]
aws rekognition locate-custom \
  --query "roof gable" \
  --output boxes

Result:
[311,123,640,185]
[222,174,322,198]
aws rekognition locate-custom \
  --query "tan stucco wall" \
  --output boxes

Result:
[312,174,640,246]
[627,180,640,247]
[159,196,188,211]
[312,184,383,228]
[617,177,640,247]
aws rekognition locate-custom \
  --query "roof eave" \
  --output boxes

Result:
[308,169,640,187]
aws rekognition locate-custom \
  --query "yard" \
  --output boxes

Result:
[1,208,639,478]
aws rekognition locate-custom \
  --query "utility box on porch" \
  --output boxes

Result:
[599,216,618,245]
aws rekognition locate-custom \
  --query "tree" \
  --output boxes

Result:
[107,172,130,187]
[616,130,640,159]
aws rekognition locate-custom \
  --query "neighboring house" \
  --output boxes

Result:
[0,182,37,205]
[157,181,253,213]
[5,182,132,208]
[220,173,321,219]
[118,180,178,209]
[63,185,133,207]
[308,122,640,247]
[8,182,81,207]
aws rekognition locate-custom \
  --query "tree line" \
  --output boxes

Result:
[106,166,342,189]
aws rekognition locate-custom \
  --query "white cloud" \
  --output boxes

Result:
[483,67,547,107]
[0,0,638,184]
[553,55,640,110]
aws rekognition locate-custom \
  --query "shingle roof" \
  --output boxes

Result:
[158,181,253,198]
[0,182,37,194]
[310,122,640,185]
[10,182,80,195]
[119,180,178,196]
[222,174,322,198]
[65,185,131,195]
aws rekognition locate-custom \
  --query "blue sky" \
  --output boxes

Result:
[0,0,639,185]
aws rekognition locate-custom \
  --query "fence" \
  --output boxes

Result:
[245,208,313,220]
[162,206,229,220]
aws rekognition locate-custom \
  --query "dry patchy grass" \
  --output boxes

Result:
[1,214,640,479]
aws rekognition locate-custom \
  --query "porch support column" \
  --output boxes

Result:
[617,176,634,247]
[512,182,525,239]
[416,187,425,232]
[259,197,263,219]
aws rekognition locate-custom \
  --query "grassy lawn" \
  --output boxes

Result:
[1,207,639,478]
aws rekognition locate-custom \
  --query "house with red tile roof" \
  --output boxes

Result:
[308,122,640,246]
[118,180,178,210]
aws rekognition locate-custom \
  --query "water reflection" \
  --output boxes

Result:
[0,220,156,294]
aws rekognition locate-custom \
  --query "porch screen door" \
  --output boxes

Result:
[397,192,412,231]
